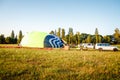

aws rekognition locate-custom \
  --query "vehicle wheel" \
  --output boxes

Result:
[99,48,103,51]
[113,48,118,51]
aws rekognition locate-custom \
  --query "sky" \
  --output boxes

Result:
[0,0,120,36]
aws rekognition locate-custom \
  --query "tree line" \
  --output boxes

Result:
[0,30,23,44]
[0,28,120,45]
[50,28,120,45]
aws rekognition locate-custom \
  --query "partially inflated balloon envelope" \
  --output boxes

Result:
[44,34,64,48]
[20,31,64,48]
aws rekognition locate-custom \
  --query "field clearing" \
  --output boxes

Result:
[0,44,18,46]
[0,47,120,80]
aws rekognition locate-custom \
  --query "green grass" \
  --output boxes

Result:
[0,48,120,80]
[0,44,18,47]
[115,44,120,49]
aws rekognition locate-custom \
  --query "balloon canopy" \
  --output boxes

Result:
[20,31,64,48]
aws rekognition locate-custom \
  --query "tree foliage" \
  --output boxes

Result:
[95,28,99,43]
[49,30,55,35]
[0,34,5,44]
[17,30,23,44]
[57,28,61,38]
[0,27,120,45]
[95,28,99,35]
[49,27,120,46]
[113,28,120,43]
[10,30,17,44]
[11,30,15,39]
[62,28,65,40]
[5,37,11,44]
[86,35,91,43]
[0,30,19,44]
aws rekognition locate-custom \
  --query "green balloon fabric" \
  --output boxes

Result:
[20,32,48,48]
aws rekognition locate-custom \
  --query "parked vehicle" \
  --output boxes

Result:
[95,43,118,51]
[82,43,94,49]
[77,43,94,50]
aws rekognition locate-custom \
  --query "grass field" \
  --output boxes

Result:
[0,47,120,80]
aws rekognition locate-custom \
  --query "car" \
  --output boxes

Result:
[95,43,118,51]
[82,43,94,49]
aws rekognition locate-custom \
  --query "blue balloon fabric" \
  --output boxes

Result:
[44,34,64,48]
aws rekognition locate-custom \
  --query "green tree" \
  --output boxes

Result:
[18,30,23,44]
[95,28,99,43]
[80,33,88,43]
[95,28,99,35]
[114,28,120,38]
[68,27,74,44]
[14,35,17,44]
[62,28,65,40]
[49,30,55,35]
[0,34,5,44]
[57,28,61,38]
[103,36,110,43]
[99,36,102,43]
[11,30,15,39]
[5,37,11,44]
[113,28,120,43]
[72,35,77,45]
[91,35,96,43]
[10,30,15,43]
[65,34,69,44]
[86,35,91,43]
[76,32,80,44]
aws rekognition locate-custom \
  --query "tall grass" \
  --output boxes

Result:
[0,48,120,80]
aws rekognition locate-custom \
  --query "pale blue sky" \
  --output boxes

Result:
[0,0,120,36]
